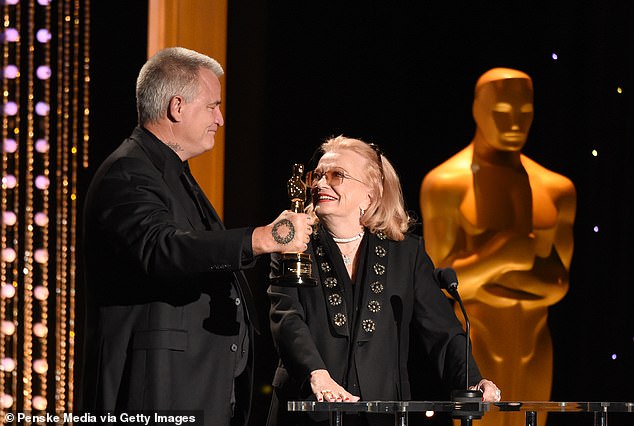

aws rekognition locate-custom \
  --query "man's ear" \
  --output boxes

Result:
[167,96,183,122]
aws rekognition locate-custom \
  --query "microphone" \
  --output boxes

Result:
[434,267,459,298]
[434,267,482,423]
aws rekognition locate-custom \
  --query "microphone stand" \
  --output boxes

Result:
[435,268,483,426]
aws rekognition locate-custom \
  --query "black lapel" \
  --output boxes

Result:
[312,228,389,341]
[355,231,388,342]
[313,227,350,337]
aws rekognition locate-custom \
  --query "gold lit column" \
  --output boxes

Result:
[1,0,22,414]
[148,0,227,218]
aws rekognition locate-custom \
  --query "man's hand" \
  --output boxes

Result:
[251,211,316,256]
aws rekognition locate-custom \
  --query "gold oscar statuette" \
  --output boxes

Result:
[270,163,317,287]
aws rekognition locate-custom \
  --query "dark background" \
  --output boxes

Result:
[88,2,634,425]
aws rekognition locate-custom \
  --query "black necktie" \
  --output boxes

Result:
[181,164,259,331]
[181,164,213,230]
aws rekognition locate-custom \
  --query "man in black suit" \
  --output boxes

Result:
[79,47,314,426]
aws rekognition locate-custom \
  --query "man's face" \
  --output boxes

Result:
[473,78,533,151]
[179,68,224,158]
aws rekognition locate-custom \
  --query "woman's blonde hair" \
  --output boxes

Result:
[309,135,413,241]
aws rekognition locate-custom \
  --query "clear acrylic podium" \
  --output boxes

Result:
[288,400,634,426]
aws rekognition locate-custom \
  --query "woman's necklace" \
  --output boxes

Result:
[336,235,364,266]
[331,231,365,244]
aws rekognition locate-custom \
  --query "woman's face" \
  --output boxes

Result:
[311,149,372,227]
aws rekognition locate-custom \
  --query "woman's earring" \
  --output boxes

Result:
[360,207,365,217]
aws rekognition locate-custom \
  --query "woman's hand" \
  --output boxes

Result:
[309,369,360,402]
[470,378,501,402]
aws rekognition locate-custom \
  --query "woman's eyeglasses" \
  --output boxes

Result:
[307,168,366,187]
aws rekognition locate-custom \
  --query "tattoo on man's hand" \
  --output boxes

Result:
[272,219,295,244]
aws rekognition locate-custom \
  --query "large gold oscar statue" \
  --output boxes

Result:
[421,68,576,426]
